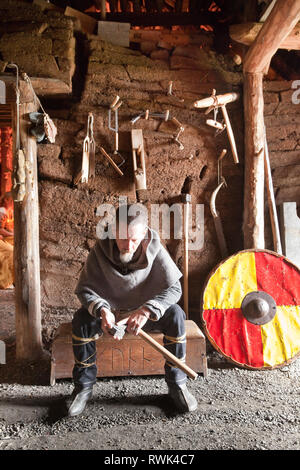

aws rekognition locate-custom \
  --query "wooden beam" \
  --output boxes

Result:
[243,72,265,249]
[0,74,71,98]
[129,28,213,47]
[12,80,44,361]
[243,0,300,73]
[87,11,221,26]
[230,21,300,51]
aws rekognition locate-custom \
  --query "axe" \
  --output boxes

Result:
[109,318,198,381]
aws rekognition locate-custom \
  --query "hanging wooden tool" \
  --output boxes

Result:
[209,149,229,259]
[264,127,282,254]
[131,110,185,151]
[108,95,125,169]
[167,81,184,103]
[194,90,239,164]
[131,129,147,202]
[172,117,185,150]
[182,193,191,319]
[201,249,300,370]
[98,96,124,176]
[181,177,193,319]
[80,113,95,184]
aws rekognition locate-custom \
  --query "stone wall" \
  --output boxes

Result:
[37,32,245,342]
[264,81,300,207]
[0,0,76,87]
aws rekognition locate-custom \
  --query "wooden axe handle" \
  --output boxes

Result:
[138,329,197,380]
[221,105,239,164]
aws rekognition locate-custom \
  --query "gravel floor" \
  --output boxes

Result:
[1,290,300,451]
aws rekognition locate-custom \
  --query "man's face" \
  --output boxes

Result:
[115,222,147,264]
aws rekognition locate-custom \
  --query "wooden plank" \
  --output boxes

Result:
[243,0,300,73]
[87,11,221,26]
[129,29,213,47]
[29,77,71,96]
[243,72,265,249]
[13,82,43,361]
[230,22,300,51]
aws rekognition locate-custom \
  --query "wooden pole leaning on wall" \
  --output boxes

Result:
[12,80,43,361]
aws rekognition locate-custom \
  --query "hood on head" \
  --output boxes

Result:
[97,227,161,271]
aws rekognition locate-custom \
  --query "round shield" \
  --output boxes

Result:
[201,249,300,369]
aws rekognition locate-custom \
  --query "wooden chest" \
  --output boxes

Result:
[50,320,207,385]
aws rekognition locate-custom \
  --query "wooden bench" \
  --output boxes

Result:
[50,320,208,385]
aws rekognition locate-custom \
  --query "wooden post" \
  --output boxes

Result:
[13,81,43,361]
[243,72,265,249]
[242,0,300,249]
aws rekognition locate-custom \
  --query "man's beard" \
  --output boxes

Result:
[119,251,134,264]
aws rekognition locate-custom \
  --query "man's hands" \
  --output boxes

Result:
[126,308,150,336]
[100,306,151,338]
[100,307,116,335]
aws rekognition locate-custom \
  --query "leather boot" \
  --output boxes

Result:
[168,383,198,413]
[67,386,93,417]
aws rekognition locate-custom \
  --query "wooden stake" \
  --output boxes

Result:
[182,193,191,319]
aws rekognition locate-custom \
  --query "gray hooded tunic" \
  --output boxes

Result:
[75,228,183,320]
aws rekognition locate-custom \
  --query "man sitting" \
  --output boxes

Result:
[68,203,197,416]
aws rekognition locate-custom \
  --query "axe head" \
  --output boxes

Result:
[108,324,127,340]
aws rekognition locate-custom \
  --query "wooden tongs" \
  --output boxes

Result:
[78,112,95,184]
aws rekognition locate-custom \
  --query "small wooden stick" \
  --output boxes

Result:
[100,146,124,176]
[221,105,239,164]
[110,95,120,109]
[182,193,191,319]
[264,129,282,254]
[194,91,239,108]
